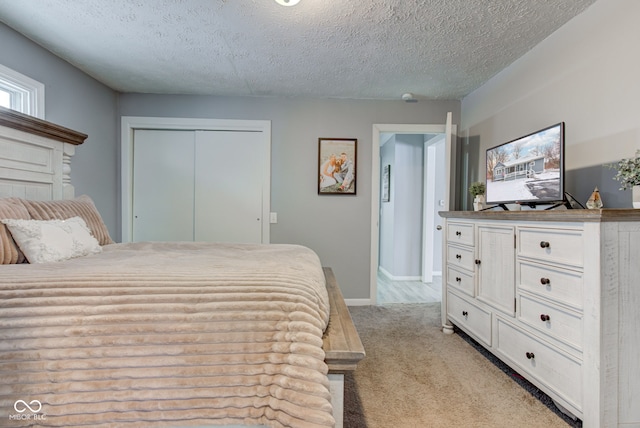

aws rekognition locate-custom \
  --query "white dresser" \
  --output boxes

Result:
[440,210,640,428]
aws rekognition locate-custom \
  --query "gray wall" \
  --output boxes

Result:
[0,23,119,232]
[119,95,460,299]
[393,135,423,278]
[460,0,640,208]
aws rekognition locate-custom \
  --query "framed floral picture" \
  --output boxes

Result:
[318,138,357,195]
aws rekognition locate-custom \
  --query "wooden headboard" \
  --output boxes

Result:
[0,106,86,200]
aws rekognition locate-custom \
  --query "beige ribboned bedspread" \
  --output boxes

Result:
[0,242,333,428]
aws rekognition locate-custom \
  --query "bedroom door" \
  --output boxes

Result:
[131,129,266,243]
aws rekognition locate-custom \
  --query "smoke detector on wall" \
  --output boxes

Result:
[401,93,417,103]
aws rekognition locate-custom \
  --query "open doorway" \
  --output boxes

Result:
[377,133,444,304]
[370,118,455,305]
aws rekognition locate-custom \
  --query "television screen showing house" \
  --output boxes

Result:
[485,123,563,204]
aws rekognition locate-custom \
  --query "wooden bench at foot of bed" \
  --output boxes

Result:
[322,267,365,428]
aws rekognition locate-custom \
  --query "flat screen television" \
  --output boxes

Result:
[485,122,565,207]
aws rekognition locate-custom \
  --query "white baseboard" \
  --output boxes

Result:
[392,275,422,281]
[378,266,421,281]
[378,266,393,279]
[378,266,422,281]
[345,298,372,306]
[380,267,442,282]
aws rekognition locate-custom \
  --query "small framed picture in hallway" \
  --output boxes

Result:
[382,164,391,202]
[318,138,357,195]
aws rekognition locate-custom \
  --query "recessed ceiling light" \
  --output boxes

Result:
[275,0,300,6]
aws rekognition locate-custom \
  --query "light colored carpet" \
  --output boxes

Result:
[344,303,578,428]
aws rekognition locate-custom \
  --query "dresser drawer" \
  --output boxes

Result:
[447,244,475,272]
[447,266,475,297]
[495,317,582,413]
[518,260,583,309]
[517,227,584,268]
[447,291,491,347]
[447,222,474,246]
[518,294,583,351]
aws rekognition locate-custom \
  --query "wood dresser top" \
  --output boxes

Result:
[439,209,640,222]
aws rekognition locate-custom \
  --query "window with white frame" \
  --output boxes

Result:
[0,64,45,118]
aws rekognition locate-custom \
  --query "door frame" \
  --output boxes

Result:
[121,116,271,243]
[371,119,456,304]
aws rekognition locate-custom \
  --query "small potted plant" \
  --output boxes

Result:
[469,181,486,211]
[610,150,640,208]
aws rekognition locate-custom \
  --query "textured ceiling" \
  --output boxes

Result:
[0,0,596,100]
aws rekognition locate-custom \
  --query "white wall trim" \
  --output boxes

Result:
[378,266,421,282]
[378,266,393,280]
[0,63,45,119]
[345,298,372,306]
[121,116,271,243]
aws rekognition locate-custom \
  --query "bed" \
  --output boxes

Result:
[0,107,364,427]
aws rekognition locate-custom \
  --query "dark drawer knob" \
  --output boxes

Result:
[540,314,551,322]
[456,277,462,282]
[540,277,551,285]
[540,241,550,248]
[526,352,535,360]
[456,254,462,259]
[456,231,462,236]
[475,259,481,265]
[462,311,468,317]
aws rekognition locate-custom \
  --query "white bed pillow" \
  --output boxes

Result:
[1,216,102,263]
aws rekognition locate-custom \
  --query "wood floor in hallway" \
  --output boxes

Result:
[376,271,442,304]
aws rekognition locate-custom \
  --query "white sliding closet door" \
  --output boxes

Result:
[130,128,266,244]
[132,130,195,242]
[194,130,264,244]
